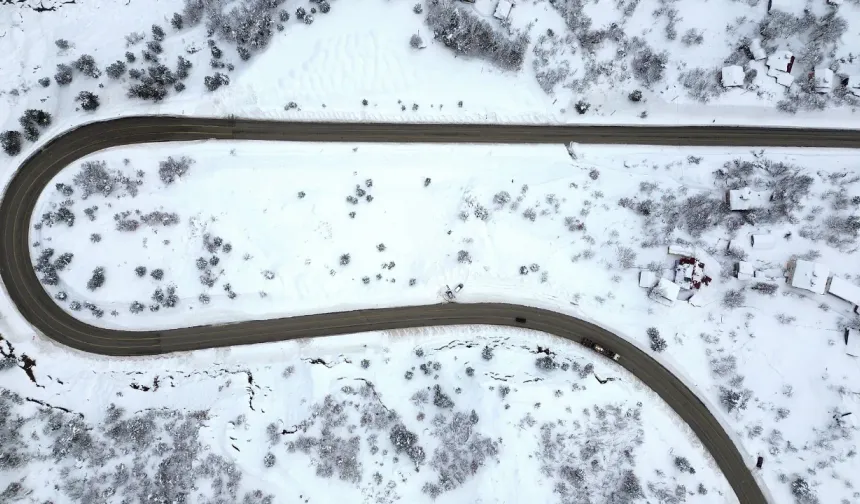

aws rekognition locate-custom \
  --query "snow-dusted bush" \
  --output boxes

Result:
[263,452,276,468]
[105,61,127,79]
[389,423,425,465]
[171,12,184,30]
[141,211,180,227]
[751,282,778,295]
[425,0,528,71]
[158,156,193,184]
[1,131,22,157]
[535,356,557,370]
[75,91,100,111]
[410,34,423,49]
[681,28,704,46]
[647,327,667,352]
[176,56,193,80]
[152,24,166,42]
[54,64,73,86]
[679,67,725,103]
[631,41,667,87]
[722,289,746,309]
[55,38,71,50]
[481,346,493,360]
[73,54,101,78]
[457,250,471,264]
[422,409,498,498]
[615,246,637,268]
[87,267,106,290]
[38,77,51,87]
[20,109,52,129]
[204,72,230,91]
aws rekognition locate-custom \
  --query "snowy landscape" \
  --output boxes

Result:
[2,0,860,503]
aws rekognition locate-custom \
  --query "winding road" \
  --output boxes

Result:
[6,117,853,503]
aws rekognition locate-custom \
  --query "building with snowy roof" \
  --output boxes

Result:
[827,276,860,309]
[722,65,745,88]
[813,66,834,94]
[749,38,766,61]
[493,0,513,20]
[848,75,860,97]
[789,259,829,295]
[652,278,681,306]
[766,49,795,87]
[728,188,771,210]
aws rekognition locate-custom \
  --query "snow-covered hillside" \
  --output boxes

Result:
[2,0,860,160]
[0,325,736,503]
[25,139,860,504]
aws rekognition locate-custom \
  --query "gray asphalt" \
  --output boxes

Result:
[5,116,845,504]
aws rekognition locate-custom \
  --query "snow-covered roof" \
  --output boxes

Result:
[750,234,775,250]
[668,245,694,257]
[749,38,766,61]
[772,70,795,87]
[754,268,784,281]
[813,66,834,94]
[827,276,860,307]
[790,260,829,294]
[493,0,513,20]
[721,65,745,88]
[765,49,794,75]
[737,261,754,280]
[729,188,770,210]
[655,278,681,305]
[848,76,860,97]
[688,291,713,307]
[639,270,657,288]
[846,329,860,358]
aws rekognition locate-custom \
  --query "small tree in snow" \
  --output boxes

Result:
[1,131,22,156]
[87,267,106,290]
[76,91,100,111]
[54,64,73,86]
[105,61,127,79]
[647,327,667,352]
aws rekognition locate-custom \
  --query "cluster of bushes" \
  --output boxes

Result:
[33,248,73,286]
[2,109,52,156]
[425,0,528,71]
[128,57,194,102]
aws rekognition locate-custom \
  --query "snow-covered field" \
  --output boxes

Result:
[3,0,860,502]
[2,0,860,152]
[1,325,736,503]
[24,139,860,504]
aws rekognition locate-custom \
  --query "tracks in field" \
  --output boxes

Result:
[7,116,849,503]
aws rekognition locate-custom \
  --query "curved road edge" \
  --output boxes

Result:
[3,115,835,504]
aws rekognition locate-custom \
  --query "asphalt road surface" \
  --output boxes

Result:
[4,116,847,504]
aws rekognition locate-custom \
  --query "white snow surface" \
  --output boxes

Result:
[0,323,738,504]
[20,140,860,504]
[2,0,860,142]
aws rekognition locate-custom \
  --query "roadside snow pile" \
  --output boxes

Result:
[29,140,860,504]
[0,325,733,503]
